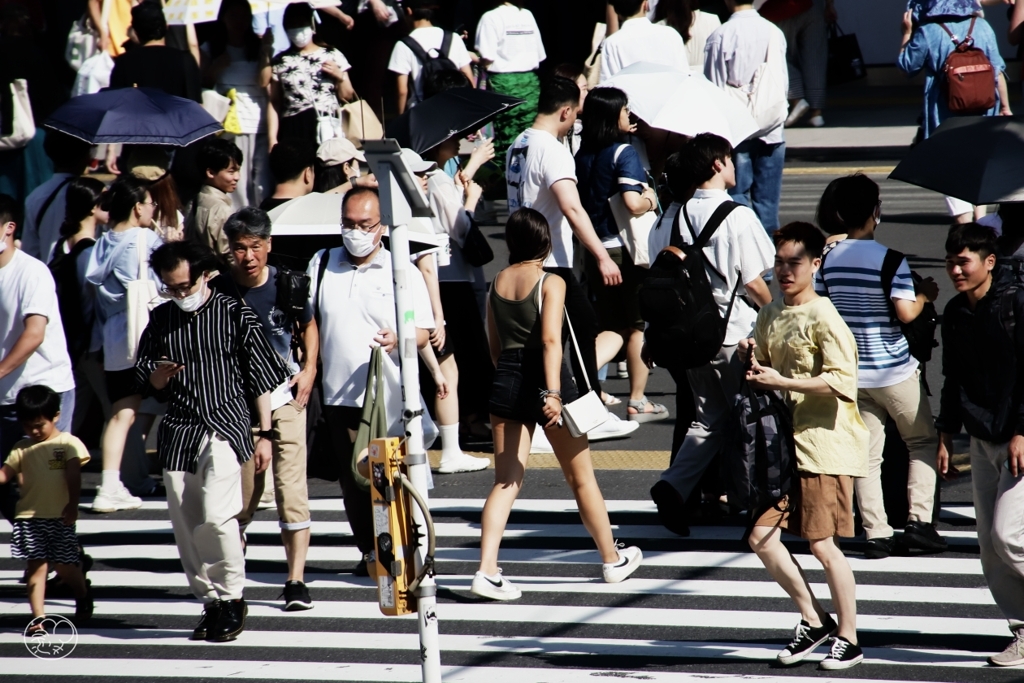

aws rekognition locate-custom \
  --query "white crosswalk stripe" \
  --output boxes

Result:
[0,496,1002,682]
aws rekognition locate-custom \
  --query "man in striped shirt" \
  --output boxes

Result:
[134,240,287,643]
[816,174,945,559]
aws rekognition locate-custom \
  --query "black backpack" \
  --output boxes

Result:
[726,378,797,514]
[401,32,457,93]
[639,201,741,370]
[48,237,96,367]
[821,244,938,364]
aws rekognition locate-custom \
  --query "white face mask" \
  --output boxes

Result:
[287,27,314,49]
[173,278,207,313]
[0,238,6,255]
[343,227,379,258]
[348,162,361,179]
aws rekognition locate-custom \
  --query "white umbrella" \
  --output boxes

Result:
[164,0,340,26]
[599,62,759,146]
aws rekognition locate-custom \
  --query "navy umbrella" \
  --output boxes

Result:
[44,87,222,146]
[386,88,523,154]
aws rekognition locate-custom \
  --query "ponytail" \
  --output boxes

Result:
[60,177,107,239]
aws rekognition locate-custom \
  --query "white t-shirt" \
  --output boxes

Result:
[815,239,919,389]
[667,190,776,346]
[388,27,472,104]
[426,170,473,283]
[475,5,546,73]
[307,246,434,408]
[599,17,689,82]
[506,128,577,269]
[0,250,75,404]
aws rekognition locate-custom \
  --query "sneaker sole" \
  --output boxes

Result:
[988,656,1024,667]
[903,531,948,552]
[470,583,522,601]
[91,501,143,513]
[284,601,313,611]
[818,653,864,670]
[777,630,836,666]
[627,411,670,424]
[588,423,640,442]
[436,461,490,474]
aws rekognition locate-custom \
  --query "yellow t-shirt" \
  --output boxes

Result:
[754,296,869,478]
[4,433,91,519]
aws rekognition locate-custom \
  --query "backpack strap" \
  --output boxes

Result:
[313,248,332,328]
[668,207,684,249]
[401,35,432,65]
[817,239,842,297]
[440,31,453,59]
[681,200,740,282]
[37,177,73,228]
[880,248,906,320]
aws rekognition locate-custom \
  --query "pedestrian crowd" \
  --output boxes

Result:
[0,0,1023,674]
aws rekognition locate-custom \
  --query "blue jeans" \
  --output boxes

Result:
[730,139,786,234]
[0,390,75,522]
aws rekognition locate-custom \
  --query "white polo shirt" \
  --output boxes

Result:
[307,246,434,408]
[599,17,689,82]
[475,4,546,73]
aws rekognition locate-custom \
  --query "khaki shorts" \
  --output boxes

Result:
[238,401,311,531]
[754,472,855,540]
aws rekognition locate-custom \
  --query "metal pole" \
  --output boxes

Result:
[384,182,442,683]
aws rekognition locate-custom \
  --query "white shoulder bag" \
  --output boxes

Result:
[125,231,160,364]
[725,28,788,139]
[0,80,35,151]
[607,144,658,268]
[560,306,610,438]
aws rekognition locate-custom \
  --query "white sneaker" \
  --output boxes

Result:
[588,413,639,442]
[471,569,522,601]
[616,361,628,378]
[531,428,554,454]
[91,484,143,513]
[602,543,643,583]
[809,115,825,128]
[785,98,810,127]
[437,452,489,474]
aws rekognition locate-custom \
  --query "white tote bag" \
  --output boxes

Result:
[560,306,609,438]
[125,232,159,365]
[607,145,658,268]
[725,29,788,139]
[0,80,35,151]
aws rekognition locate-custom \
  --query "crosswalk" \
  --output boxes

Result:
[0,492,1006,682]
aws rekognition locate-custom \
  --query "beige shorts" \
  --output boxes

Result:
[754,472,855,540]
[238,401,311,531]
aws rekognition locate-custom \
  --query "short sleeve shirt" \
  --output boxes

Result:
[388,27,472,103]
[475,5,546,73]
[575,143,646,245]
[506,128,578,268]
[5,433,90,519]
[815,239,918,389]
[272,47,352,117]
[754,297,869,477]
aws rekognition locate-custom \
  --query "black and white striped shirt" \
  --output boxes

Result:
[133,291,288,473]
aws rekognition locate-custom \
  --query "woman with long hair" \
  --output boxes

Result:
[84,176,163,513]
[575,87,667,423]
[472,208,642,601]
[653,0,721,71]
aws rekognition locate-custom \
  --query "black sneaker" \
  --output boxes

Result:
[777,616,838,665]
[191,601,222,640]
[903,521,948,552]
[864,536,895,559]
[650,480,690,537]
[352,551,375,577]
[206,598,247,642]
[282,580,313,611]
[818,636,864,670]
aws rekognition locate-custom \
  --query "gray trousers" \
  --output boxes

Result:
[658,345,744,501]
[776,6,829,109]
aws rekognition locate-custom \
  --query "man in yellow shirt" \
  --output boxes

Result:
[740,221,868,671]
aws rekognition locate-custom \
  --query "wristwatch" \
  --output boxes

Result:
[257,429,273,440]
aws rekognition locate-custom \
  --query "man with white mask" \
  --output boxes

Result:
[134,240,288,643]
[306,186,436,576]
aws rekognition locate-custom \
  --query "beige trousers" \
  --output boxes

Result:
[855,370,939,539]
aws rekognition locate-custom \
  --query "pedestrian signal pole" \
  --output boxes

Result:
[363,139,442,683]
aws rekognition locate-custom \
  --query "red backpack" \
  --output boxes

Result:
[940,17,997,114]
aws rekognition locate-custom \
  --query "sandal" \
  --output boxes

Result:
[602,392,622,406]
[627,396,670,423]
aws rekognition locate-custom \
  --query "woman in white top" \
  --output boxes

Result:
[654,0,721,72]
[475,1,547,159]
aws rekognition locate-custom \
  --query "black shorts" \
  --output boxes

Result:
[105,368,141,404]
[489,348,580,426]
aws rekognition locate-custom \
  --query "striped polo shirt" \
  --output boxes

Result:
[815,238,918,389]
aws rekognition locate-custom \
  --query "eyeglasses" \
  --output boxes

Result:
[141,200,159,210]
[341,220,381,233]
[159,279,199,299]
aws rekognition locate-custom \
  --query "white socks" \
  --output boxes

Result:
[438,424,462,462]
[101,469,122,490]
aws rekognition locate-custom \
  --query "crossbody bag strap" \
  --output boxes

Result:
[536,272,548,314]
[562,305,592,394]
[313,248,332,327]
[136,229,149,283]
[880,247,907,321]
[37,177,73,228]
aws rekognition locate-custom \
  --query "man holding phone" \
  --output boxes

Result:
[212,207,319,612]
[135,240,287,643]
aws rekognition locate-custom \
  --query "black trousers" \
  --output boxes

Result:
[323,405,375,555]
[544,267,602,397]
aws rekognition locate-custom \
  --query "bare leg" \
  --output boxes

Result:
[282,528,310,583]
[624,329,650,403]
[595,330,624,368]
[809,536,858,644]
[53,563,87,599]
[748,525,830,628]
[434,353,460,426]
[101,395,142,475]
[25,559,48,618]
[478,417,531,576]
[546,425,618,564]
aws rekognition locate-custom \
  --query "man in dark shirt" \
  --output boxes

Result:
[212,208,319,612]
[135,240,286,643]
[109,0,201,102]
[259,140,315,213]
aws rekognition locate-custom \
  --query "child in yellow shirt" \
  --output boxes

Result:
[0,385,92,623]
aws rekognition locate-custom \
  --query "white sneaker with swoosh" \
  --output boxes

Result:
[470,569,522,601]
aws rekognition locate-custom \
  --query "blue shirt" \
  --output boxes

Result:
[575,143,646,242]
[897,17,1005,140]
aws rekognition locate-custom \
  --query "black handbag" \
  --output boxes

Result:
[827,23,866,86]
[461,215,494,267]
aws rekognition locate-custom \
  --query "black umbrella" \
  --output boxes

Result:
[385,88,523,154]
[44,87,222,146]
[889,116,1024,205]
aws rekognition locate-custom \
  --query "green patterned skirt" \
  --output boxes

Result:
[487,71,541,163]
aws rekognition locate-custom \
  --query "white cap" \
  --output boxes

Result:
[317,137,366,166]
[400,148,437,174]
